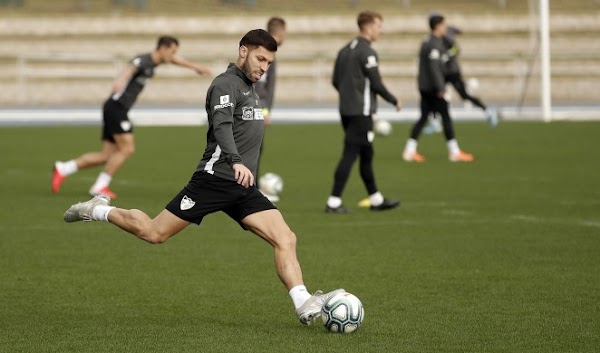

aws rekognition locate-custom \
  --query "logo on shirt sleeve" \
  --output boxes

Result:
[214,94,234,110]
[132,57,142,67]
[365,55,378,69]
[429,49,440,60]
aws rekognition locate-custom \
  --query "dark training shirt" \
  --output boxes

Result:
[196,63,265,181]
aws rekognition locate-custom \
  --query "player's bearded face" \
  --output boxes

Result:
[241,46,275,82]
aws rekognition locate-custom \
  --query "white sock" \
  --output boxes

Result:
[369,191,384,207]
[91,205,115,222]
[91,172,112,192]
[447,139,460,155]
[55,160,78,176]
[327,196,342,208]
[404,138,418,154]
[289,285,312,310]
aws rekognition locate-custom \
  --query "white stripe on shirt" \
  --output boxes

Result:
[363,77,371,116]
[204,145,222,175]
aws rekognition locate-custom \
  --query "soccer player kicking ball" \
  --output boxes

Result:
[52,35,211,199]
[63,29,343,325]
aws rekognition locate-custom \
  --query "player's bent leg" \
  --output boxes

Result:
[75,140,118,169]
[104,133,135,176]
[108,208,190,244]
[241,209,345,325]
[53,141,118,194]
[241,209,303,290]
[64,195,189,244]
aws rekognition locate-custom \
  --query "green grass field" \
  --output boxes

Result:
[1,121,599,352]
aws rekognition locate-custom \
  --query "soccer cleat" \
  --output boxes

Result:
[449,150,475,162]
[370,198,400,211]
[422,119,442,135]
[296,289,345,325]
[64,194,111,223]
[90,186,117,199]
[51,166,67,193]
[486,108,499,127]
[357,197,371,208]
[325,205,350,214]
[402,151,426,163]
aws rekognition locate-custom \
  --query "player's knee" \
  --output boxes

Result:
[139,227,168,244]
[122,145,135,158]
[277,229,297,251]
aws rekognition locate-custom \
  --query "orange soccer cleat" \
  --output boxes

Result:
[52,167,67,193]
[449,150,475,162]
[90,186,117,199]
[403,151,426,163]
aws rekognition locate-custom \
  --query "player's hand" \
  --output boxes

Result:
[264,113,271,126]
[233,163,254,188]
[395,100,402,112]
[194,66,212,75]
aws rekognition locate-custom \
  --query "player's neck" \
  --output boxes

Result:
[359,33,372,43]
[150,51,163,64]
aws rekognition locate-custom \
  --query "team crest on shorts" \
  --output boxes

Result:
[180,195,195,210]
[120,121,132,132]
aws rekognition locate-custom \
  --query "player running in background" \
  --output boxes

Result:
[423,24,498,134]
[255,17,287,202]
[51,35,212,199]
[63,29,343,325]
[326,11,401,214]
[402,14,474,163]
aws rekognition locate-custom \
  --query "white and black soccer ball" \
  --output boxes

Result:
[321,292,364,333]
[259,172,283,195]
[374,119,393,137]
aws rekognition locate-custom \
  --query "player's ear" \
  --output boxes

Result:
[239,45,248,59]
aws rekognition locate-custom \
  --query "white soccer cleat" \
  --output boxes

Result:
[296,288,345,325]
[64,195,111,223]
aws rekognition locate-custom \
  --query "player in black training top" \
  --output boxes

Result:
[255,17,287,202]
[423,25,498,134]
[402,14,474,163]
[325,11,401,214]
[63,29,343,326]
[52,35,211,199]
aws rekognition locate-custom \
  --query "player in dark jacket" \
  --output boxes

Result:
[326,11,401,213]
[444,26,497,126]
[52,36,211,198]
[402,14,474,163]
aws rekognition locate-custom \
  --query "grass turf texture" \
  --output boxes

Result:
[0,121,599,352]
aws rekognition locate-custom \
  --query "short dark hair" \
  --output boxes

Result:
[429,14,445,30]
[267,17,286,34]
[156,35,179,49]
[239,29,278,52]
[357,10,382,31]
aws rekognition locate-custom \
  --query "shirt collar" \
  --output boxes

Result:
[227,63,253,85]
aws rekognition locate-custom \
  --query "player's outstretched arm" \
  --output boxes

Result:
[171,55,212,75]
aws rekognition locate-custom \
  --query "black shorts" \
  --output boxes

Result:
[165,171,277,229]
[341,115,374,146]
[102,99,133,142]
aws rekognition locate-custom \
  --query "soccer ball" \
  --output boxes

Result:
[374,119,392,136]
[321,292,364,333]
[259,172,283,195]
